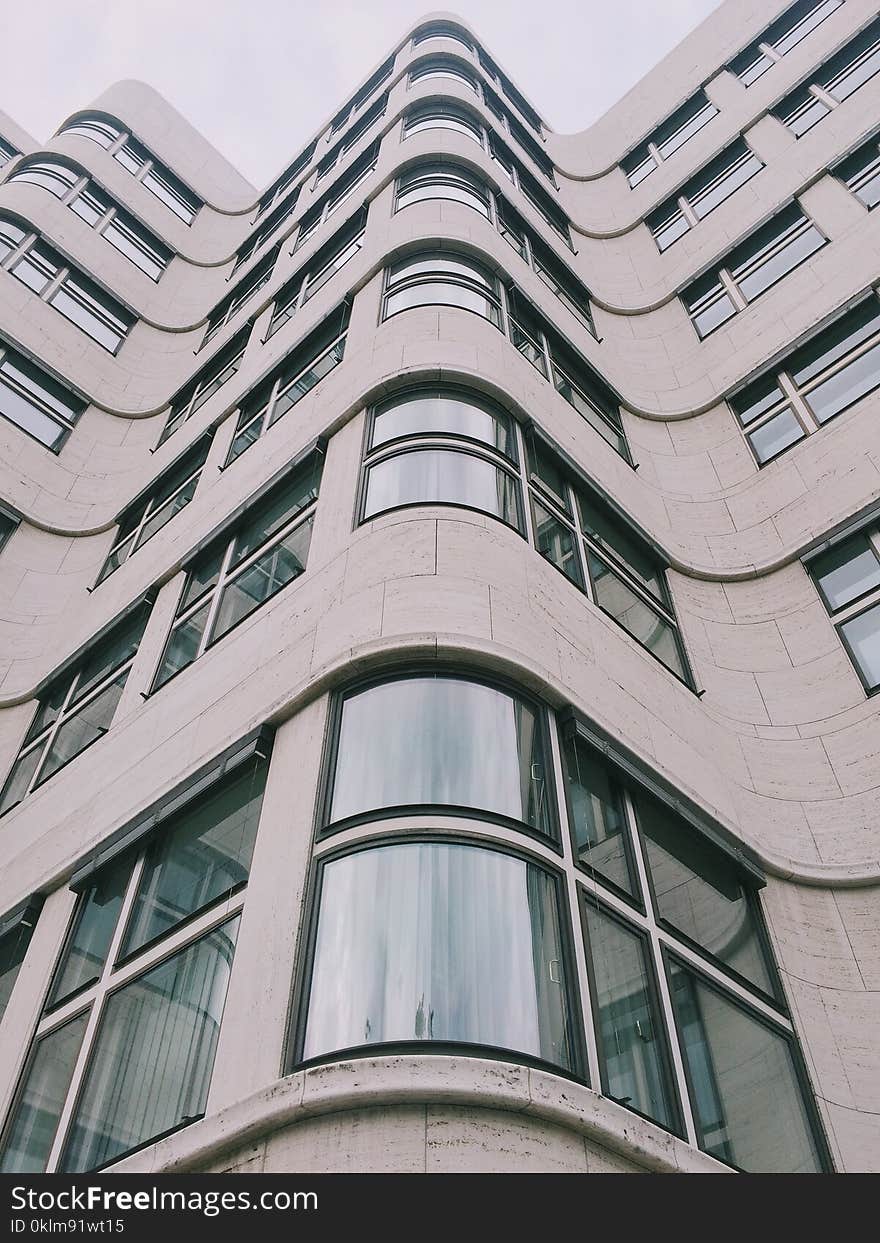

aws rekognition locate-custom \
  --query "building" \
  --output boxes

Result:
[0,0,877,1176]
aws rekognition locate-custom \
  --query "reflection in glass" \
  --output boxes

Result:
[583,902,678,1130]
[212,519,312,642]
[841,603,880,690]
[669,961,824,1171]
[123,764,266,956]
[748,410,805,463]
[588,554,686,680]
[811,535,880,611]
[49,860,128,1007]
[364,449,520,528]
[371,390,514,458]
[636,795,773,993]
[0,917,37,1025]
[304,842,574,1070]
[61,918,239,1173]
[532,501,582,586]
[329,676,553,835]
[563,737,634,895]
[0,1013,89,1173]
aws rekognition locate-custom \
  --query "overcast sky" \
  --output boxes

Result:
[5,0,722,190]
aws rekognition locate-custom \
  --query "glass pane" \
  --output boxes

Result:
[134,477,198,549]
[233,465,319,565]
[579,491,665,601]
[212,517,312,642]
[690,152,762,219]
[0,917,36,1025]
[372,390,514,457]
[386,280,500,322]
[652,210,690,251]
[61,918,238,1172]
[397,177,490,217]
[364,449,520,528]
[304,842,574,1070]
[69,188,109,228]
[38,675,127,784]
[689,287,736,337]
[532,500,583,587]
[0,747,42,816]
[563,736,635,895]
[12,248,59,295]
[0,378,67,447]
[103,218,165,280]
[790,298,880,387]
[804,339,880,424]
[730,375,786,427]
[50,282,127,352]
[0,1013,89,1173]
[736,224,824,303]
[669,961,824,1171]
[123,764,266,955]
[828,37,880,102]
[588,553,687,681]
[583,902,678,1130]
[153,602,210,689]
[48,859,129,1007]
[636,795,773,993]
[73,609,148,704]
[841,603,880,690]
[748,409,805,463]
[329,675,554,835]
[811,535,880,610]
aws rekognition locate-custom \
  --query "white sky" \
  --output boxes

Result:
[4,0,723,190]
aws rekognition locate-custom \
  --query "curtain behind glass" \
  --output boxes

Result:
[305,842,573,1070]
[60,918,238,1173]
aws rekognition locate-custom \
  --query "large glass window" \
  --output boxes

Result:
[0,604,151,816]
[0,137,19,169]
[202,246,279,349]
[621,90,718,189]
[292,142,379,254]
[227,304,349,464]
[395,162,491,217]
[0,902,41,1026]
[8,159,171,281]
[0,749,266,1172]
[727,0,843,85]
[96,435,212,583]
[327,675,554,836]
[729,291,880,463]
[383,251,503,324]
[408,55,480,93]
[0,340,85,450]
[316,94,388,182]
[264,210,365,340]
[361,387,523,530]
[682,204,825,338]
[0,217,134,352]
[774,18,880,136]
[412,21,474,52]
[806,524,880,693]
[328,55,394,136]
[152,455,320,690]
[59,114,201,224]
[256,141,316,219]
[161,328,249,445]
[303,840,576,1071]
[647,141,764,252]
[835,132,880,210]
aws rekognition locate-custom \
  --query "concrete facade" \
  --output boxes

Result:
[0,0,878,1174]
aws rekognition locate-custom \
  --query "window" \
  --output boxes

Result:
[0,748,268,1172]
[727,0,843,85]
[488,136,570,244]
[476,47,544,135]
[265,209,365,340]
[482,86,556,185]
[9,159,171,281]
[621,90,718,188]
[528,434,691,682]
[395,162,492,217]
[0,137,19,169]
[161,327,249,444]
[412,21,474,52]
[403,102,484,144]
[773,17,880,136]
[682,203,825,337]
[202,245,279,347]
[257,140,316,218]
[292,142,379,253]
[0,216,135,352]
[807,522,880,692]
[96,435,212,583]
[383,251,503,324]
[232,192,298,276]
[328,55,394,136]
[0,604,151,816]
[361,387,523,531]
[151,454,320,690]
[408,55,480,94]
[835,132,880,209]
[0,900,42,1026]
[227,304,348,464]
[316,93,388,181]
[647,140,764,251]
[294,671,830,1172]
[0,502,20,553]
[0,337,85,450]
[729,292,880,463]
[59,114,201,224]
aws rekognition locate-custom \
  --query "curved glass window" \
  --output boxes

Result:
[370,387,515,458]
[328,675,554,836]
[409,57,479,93]
[403,103,483,144]
[383,251,502,324]
[364,447,520,527]
[395,163,491,216]
[303,840,575,1071]
[60,117,121,149]
[412,22,474,51]
[10,161,79,199]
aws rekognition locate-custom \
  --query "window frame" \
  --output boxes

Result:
[805,520,880,695]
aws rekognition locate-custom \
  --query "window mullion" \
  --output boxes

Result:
[777,371,820,431]
[41,266,69,304]
[810,82,839,109]
[718,267,748,311]
[678,196,699,227]
[199,536,237,656]
[647,141,662,166]
[567,482,592,593]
